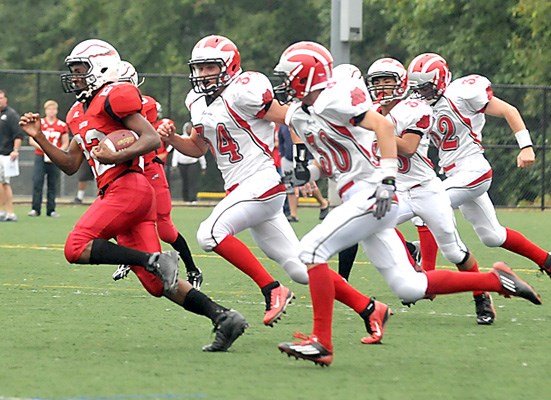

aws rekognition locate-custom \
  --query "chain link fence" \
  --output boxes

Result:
[1,70,549,207]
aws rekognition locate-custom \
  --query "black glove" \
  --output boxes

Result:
[372,177,396,220]
[293,143,311,186]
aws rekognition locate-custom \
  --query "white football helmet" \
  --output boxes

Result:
[189,35,242,95]
[119,60,144,87]
[332,63,362,81]
[407,53,451,105]
[61,39,121,101]
[365,58,408,105]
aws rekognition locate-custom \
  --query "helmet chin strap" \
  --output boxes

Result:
[76,87,94,102]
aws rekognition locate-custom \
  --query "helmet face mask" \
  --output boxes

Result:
[273,71,296,104]
[189,60,226,95]
[410,82,439,103]
[188,35,241,95]
[61,60,95,96]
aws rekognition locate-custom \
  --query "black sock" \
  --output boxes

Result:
[171,233,198,272]
[405,241,417,257]
[260,281,280,298]
[89,239,151,266]
[338,244,359,281]
[182,288,228,322]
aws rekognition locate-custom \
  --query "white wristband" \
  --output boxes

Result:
[307,164,321,181]
[515,129,533,149]
[379,158,398,178]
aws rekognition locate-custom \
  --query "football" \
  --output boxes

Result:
[100,130,139,152]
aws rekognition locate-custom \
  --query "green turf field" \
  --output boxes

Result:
[1,204,550,400]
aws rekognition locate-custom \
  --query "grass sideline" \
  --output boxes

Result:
[1,205,550,400]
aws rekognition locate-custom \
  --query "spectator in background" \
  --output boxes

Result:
[73,161,94,204]
[28,100,69,217]
[171,122,206,203]
[0,89,24,222]
[278,123,329,222]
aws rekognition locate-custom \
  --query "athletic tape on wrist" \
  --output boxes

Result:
[379,158,398,178]
[515,129,533,149]
[307,164,321,181]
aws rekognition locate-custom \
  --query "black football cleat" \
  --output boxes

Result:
[492,262,542,305]
[112,264,131,281]
[146,250,179,294]
[474,292,496,325]
[202,310,249,352]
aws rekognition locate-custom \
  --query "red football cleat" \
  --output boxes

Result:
[492,262,542,305]
[360,299,392,344]
[278,333,333,367]
[264,284,294,326]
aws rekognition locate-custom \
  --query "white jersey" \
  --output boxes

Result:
[374,98,436,191]
[186,71,278,190]
[431,74,492,173]
[285,78,381,195]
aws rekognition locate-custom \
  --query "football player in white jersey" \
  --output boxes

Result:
[158,35,307,327]
[337,58,497,325]
[161,36,393,344]
[273,42,542,367]
[407,53,551,278]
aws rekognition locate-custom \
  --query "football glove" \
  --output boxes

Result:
[293,143,311,186]
[372,177,396,220]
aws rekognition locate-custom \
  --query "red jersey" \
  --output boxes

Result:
[141,95,158,124]
[37,117,68,155]
[140,95,159,164]
[66,82,144,189]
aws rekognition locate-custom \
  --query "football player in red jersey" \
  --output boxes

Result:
[111,61,203,289]
[19,39,247,352]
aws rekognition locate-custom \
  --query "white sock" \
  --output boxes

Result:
[77,190,85,200]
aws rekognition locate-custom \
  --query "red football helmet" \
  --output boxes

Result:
[407,53,451,104]
[189,35,242,95]
[366,58,408,105]
[273,41,333,104]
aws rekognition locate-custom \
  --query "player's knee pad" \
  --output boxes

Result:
[388,271,428,304]
[64,232,88,263]
[132,266,164,297]
[477,226,506,247]
[439,243,468,265]
[196,221,221,251]
[157,219,178,244]
[281,258,309,285]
